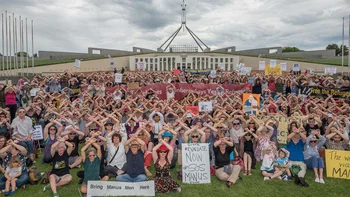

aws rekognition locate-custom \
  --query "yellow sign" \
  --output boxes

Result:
[256,115,304,144]
[265,64,282,75]
[326,150,350,179]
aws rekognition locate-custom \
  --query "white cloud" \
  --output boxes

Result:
[0,0,349,53]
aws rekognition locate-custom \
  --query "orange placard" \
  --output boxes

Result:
[242,93,260,115]
[186,106,199,115]
[173,69,180,75]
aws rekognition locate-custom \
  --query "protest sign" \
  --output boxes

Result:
[87,181,155,196]
[308,86,350,98]
[74,59,81,68]
[198,102,213,112]
[239,67,252,75]
[270,60,277,68]
[326,150,350,180]
[173,69,180,75]
[218,63,225,70]
[242,93,260,115]
[258,61,265,70]
[265,64,282,75]
[186,69,211,75]
[127,82,140,90]
[109,59,116,69]
[32,125,43,140]
[115,73,123,83]
[324,67,337,75]
[137,62,145,70]
[30,88,40,97]
[280,62,287,71]
[293,63,300,71]
[182,143,211,184]
[186,106,199,115]
[210,70,216,78]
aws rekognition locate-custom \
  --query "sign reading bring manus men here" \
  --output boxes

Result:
[87,181,155,196]
[182,143,211,184]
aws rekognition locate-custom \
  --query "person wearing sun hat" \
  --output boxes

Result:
[159,127,178,168]
[150,140,181,193]
[303,130,326,184]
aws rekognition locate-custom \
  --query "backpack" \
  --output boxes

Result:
[291,164,301,175]
[29,166,43,184]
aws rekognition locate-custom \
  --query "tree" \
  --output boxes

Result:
[326,44,340,56]
[282,47,302,53]
[339,45,349,56]
[33,53,38,57]
[0,53,2,56]
[16,52,28,57]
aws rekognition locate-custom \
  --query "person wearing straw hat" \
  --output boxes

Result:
[303,130,326,184]
[116,137,147,182]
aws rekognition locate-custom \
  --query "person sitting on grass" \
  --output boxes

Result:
[150,140,181,193]
[303,130,326,184]
[239,129,258,176]
[0,140,29,191]
[4,156,22,196]
[213,137,241,188]
[80,137,107,196]
[60,125,84,169]
[116,137,147,182]
[43,119,63,163]
[276,148,292,181]
[261,143,282,180]
[43,137,73,197]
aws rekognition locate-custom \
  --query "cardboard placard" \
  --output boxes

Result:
[115,73,123,83]
[32,125,43,140]
[186,106,199,115]
[326,150,350,180]
[127,82,140,90]
[87,181,155,196]
[242,93,260,115]
[198,102,213,112]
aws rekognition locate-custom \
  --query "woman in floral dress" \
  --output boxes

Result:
[150,140,181,193]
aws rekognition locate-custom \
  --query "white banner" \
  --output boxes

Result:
[258,61,265,70]
[239,67,252,75]
[182,143,211,184]
[325,67,337,75]
[198,102,213,112]
[138,62,145,70]
[270,60,277,68]
[280,62,287,71]
[218,63,225,70]
[87,181,155,196]
[293,63,300,71]
[74,59,81,68]
[32,125,43,140]
[115,73,123,83]
[210,70,216,78]
[30,88,40,97]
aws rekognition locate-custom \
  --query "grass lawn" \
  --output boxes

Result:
[3,147,348,197]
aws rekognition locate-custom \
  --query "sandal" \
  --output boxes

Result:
[248,170,252,176]
[243,170,247,176]
[226,181,232,188]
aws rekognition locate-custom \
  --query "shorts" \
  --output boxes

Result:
[261,169,275,174]
[69,155,80,165]
[53,174,71,183]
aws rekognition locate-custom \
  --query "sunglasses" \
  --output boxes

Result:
[90,129,97,131]
[310,141,317,143]
[18,111,25,113]
[159,151,167,153]
[192,136,199,138]
[49,128,57,131]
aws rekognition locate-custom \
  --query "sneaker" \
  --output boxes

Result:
[282,175,288,181]
[264,177,270,181]
[43,184,51,192]
[277,176,282,180]
[315,178,320,183]
[9,191,15,196]
[176,187,182,193]
[299,177,309,187]
[4,191,9,196]
[319,179,325,184]
[53,193,59,197]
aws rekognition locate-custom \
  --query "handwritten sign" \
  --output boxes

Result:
[74,59,81,68]
[115,73,123,83]
[87,181,155,196]
[265,64,282,75]
[137,62,145,70]
[293,63,300,71]
[270,60,277,68]
[326,150,350,180]
[109,59,116,68]
[182,143,211,184]
[280,62,287,71]
[325,67,337,75]
[259,61,265,70]
[186,106,199,115]
[198,102,213,112]
[32,125,43,140]
[127,82,140,90]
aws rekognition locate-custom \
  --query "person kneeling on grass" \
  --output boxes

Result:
[43,137,73,197]
[303,130,326,184]
[116,137,147,182]
[80,137,107,196]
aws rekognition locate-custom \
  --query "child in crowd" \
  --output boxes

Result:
[4,156,22,196]
[276,148,292,181]
[261,143,282,180]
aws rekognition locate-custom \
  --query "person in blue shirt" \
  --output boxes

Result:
[285,127,309,187]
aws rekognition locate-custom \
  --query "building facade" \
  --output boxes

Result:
[129,53,240,71]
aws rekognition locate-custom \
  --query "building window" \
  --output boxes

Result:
[225,58,228,63]
[220,58,223,63]
[230,58,233,62]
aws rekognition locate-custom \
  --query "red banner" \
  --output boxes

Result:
[139,83,251,100]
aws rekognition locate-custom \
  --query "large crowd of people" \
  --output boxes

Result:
[0,67,349,197]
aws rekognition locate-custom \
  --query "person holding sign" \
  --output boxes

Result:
[150,140,181,193]
[116,137,147,182]
[213,137,240,188]
[303,131,326,184]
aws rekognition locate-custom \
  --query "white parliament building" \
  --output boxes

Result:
[129,52,240,71]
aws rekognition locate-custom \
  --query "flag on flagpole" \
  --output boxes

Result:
[74,59,81,68]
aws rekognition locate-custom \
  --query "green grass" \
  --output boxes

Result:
[4,149,348,197]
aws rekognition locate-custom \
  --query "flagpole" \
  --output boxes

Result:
[31,20,34,75]
[5,11,8,76]
[26,18,28,76]
[1,13,4,76]
[21,18,23,76]
[14,17,17,76]
[342,17,344,74]
[12,13,15,76]
[9,15,12,76]
[348,15,350,73]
